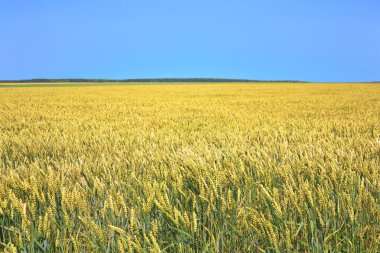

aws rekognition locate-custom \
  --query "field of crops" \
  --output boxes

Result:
[0,83,379,252]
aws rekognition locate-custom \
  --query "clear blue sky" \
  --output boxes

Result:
[1,0,379,82]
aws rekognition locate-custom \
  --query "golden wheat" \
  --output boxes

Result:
[0,83,379,252]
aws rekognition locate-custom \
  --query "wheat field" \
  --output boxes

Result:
[0,83,379,252]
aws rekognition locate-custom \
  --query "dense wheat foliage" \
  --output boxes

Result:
[0,83,379,252]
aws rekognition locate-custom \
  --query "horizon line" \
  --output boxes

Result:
[1,78,379,83]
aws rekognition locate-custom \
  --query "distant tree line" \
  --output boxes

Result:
[0,78,308,83]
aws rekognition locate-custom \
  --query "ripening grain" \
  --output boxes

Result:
[0,83,379,252]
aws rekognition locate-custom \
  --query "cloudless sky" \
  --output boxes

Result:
[1,0,379,81]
